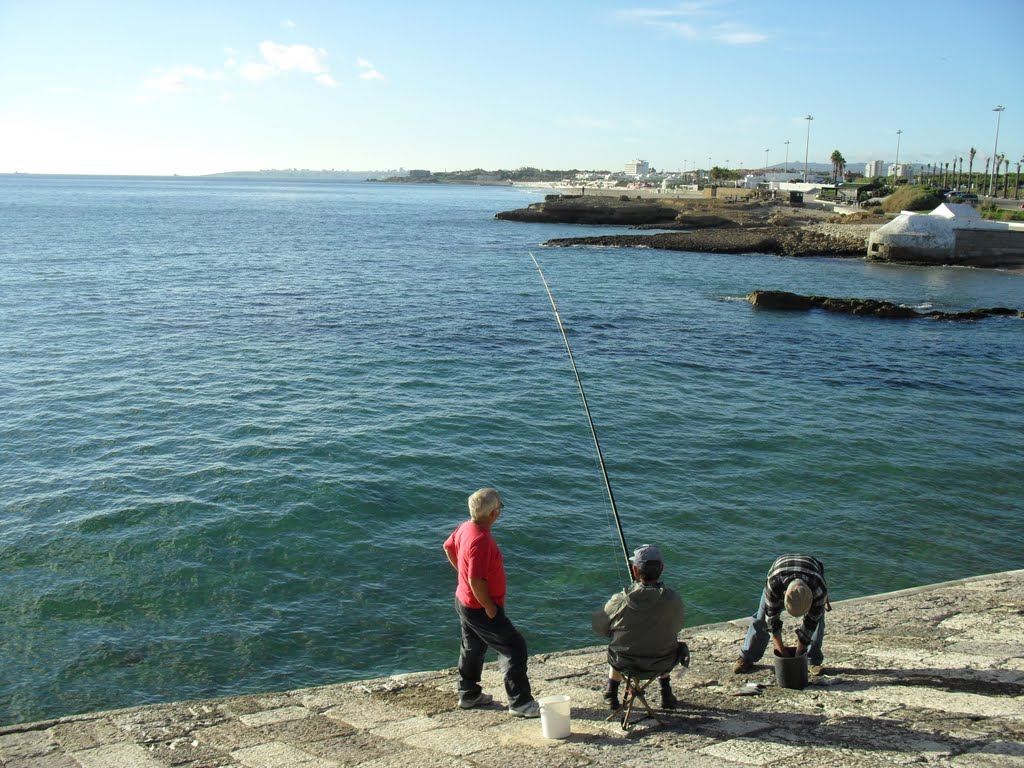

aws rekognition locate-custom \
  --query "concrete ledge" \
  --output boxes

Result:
[2,570,1023,767]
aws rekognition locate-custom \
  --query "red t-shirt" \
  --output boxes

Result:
[444,520,506,608]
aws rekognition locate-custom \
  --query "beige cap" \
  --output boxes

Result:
[785,579,812,617]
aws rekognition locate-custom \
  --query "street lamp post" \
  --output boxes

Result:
[803,115,814,182]
[784,140,790,173]
[764,148,770,175]
[988,105,1005,197]
[894,130,902,185]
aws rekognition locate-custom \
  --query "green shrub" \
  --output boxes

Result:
[980,206,1024,222]
[881,185,944,213]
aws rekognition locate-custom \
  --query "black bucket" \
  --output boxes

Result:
[773,649,808,689]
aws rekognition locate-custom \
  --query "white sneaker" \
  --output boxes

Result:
[509,699,541,718]
[458,691,493,709]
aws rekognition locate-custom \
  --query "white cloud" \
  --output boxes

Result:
[238,61,277,82]
[712,23,767,45]
[618,2,715,21]
[617,2,767,45]
[281,19,296,29]
[259,41,329,74]
[356,57,385,82]
[231,41,338,87]
[141,40,337,99]
[660,21,698,38]
[141,65,219,95]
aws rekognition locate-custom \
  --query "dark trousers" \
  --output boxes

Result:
[455,600,532,708]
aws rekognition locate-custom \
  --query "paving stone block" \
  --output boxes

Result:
[0,730,58,761]
[253,712,354,745]
[368,715,440,741]
[356,749,474,768]
[299,731,404,764]
[3,753,82,768]
[238,706,310,728]
[698,736,807,764]
[50,718,124,751]
[192,720,266,752]
[711,716,774,737]
[70,742,167,767]
[400,725,496,756]
[231,740,340,767]
[322,694,418,730]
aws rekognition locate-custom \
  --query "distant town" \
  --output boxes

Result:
[205,155,1014,198]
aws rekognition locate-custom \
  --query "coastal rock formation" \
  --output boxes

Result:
[497,194,879,257]
[542,227,868,258]
[746,290,1021,321]
[495,195,683,226]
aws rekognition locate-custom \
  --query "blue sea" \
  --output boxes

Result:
[1,175,1022,726]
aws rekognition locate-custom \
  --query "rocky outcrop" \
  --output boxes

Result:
[498,194,887,257]
[495,196,682,226]
[747,290,1021,320]
[542,227,868,258]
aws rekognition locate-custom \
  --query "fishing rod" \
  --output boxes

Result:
[530,252,633,583]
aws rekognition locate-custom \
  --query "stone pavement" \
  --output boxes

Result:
[2,570,1022,768]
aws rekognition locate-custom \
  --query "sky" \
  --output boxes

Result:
[1,0,1022,176]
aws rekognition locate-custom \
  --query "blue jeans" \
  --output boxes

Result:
[455,600,533,708]
[740,589,825,665]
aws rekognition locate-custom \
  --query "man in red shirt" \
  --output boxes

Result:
[443,487,540,718]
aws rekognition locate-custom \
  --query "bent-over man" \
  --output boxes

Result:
[734,554,829,676]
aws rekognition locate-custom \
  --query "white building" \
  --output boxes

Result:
[624,159,649,178]
[888,163,912,180]
[740,172,802,188]
[865,160,884,177]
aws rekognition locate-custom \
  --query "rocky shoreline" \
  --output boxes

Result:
[747,290,1021,320]
[497,194,882,258]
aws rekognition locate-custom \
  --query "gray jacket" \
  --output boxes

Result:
[592,581,685,674]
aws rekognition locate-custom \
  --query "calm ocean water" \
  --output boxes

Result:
[1,176,1022,725]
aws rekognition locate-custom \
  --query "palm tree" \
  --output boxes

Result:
[956,157,963,189]
[967,148,977,192]
[1002,156,1010,198]
[830,150,846,184]
[994,154,1004,198]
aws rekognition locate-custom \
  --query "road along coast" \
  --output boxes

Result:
[3,570,1022,767]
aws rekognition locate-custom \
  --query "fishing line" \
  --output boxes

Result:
[530,252,633,583]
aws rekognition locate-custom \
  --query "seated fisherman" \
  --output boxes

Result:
[591,544,686,710]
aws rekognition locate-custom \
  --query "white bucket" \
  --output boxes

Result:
[538,694,571,739]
